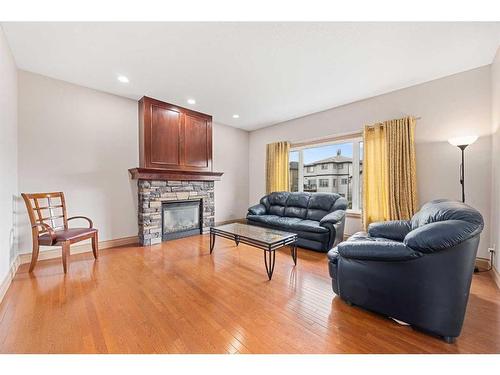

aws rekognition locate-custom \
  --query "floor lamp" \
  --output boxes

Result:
[448,135,478,203]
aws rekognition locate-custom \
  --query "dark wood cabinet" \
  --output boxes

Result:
[139,96,213,172]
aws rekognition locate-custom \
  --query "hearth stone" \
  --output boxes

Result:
[137,179,215,246]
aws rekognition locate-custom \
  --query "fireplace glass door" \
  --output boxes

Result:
[162,200,202,240]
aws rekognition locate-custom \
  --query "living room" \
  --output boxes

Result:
[1,1,500,370]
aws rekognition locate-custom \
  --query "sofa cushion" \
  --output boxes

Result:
[269,205,285,216]
[309,193,337,210]
[306,193,340,221]
[247,215,328,233]
[267,192,289,217]
[268,192,289,206]
[286,192,311,208]
[284,206,307,218]
[247,214,280,225]
[290,219,329,233]
[247,214,301,228]
[284,192,310,218]
[306,209,327,221]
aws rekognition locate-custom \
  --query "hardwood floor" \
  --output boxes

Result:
[0,234,499,354]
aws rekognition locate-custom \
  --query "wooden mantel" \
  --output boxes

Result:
[129,168,223,181]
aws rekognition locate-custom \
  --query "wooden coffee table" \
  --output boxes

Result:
[209,223,298,280]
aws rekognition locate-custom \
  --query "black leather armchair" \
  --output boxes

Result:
[247,192,347,252]
[327,199,484,343]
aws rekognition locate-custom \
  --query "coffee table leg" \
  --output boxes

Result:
[264,247,276,280]
[290,243,297,265]
[234,235,240,246]
[210,231,216,254]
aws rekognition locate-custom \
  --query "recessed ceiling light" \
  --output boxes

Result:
[187,98,196,105]
[117,75,129,83]
[232,114,240,119]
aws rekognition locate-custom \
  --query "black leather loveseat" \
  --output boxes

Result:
[247,192,347,252]
[327,199,484,343]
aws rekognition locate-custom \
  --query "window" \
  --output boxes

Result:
[319,179,329,187]
[304,178,317,192]
[289,137,363,212]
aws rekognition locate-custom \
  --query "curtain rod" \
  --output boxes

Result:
[290,117,421,148]
[364,116,421,129]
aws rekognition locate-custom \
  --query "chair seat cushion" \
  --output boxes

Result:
[39,227,97,245]
[247,215,328,233]
[290,219,328,233]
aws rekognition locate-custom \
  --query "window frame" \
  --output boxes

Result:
[319,178,329,188]
[290,134,363,214]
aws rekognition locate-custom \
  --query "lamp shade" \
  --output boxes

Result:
[448,136,478,147]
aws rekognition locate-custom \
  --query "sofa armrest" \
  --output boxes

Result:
[320,210,345,226]
[368,220,411,241]
[337,240,422,261]
[248,203,267,216]
[403,220,481,253]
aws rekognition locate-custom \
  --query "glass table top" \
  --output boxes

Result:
[211,223,297,245]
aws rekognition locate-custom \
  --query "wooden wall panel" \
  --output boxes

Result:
[184,114,209,168]
[150,105,181,167]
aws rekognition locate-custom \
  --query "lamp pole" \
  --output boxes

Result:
[458,145,466,203]
[449,136,477,204]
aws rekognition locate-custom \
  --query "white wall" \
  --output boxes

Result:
[17,71,139,254]
[17,71,250,254]
[0,27,18,283]
[213,123,249,223]
[491,47,500,271]
[249,66,493,257]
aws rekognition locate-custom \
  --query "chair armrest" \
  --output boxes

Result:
[68,216,93,228]
[248,204,267,216]
[320,210,345,226]
[368,220,411,241]
[403,220,481,253]
[33,223,56,244]
[337,240,422,261]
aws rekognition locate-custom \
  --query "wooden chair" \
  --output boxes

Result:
[21,192,98,273]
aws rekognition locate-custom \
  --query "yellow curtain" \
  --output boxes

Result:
[266,141,290,194]
[362,117,418,229]
[363,124,389,226]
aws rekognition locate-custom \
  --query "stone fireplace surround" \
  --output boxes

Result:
[138,179,215,246]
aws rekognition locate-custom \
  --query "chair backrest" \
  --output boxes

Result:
[403,199,484,253]
[410,199,484,231]
[22,192,68,236]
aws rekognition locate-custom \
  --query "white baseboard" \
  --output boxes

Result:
[0,255,21,306]
[492,265,500,290]
[475,257,490,270]
[18,235,139,264]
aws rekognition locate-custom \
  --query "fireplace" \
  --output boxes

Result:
[162,199,202,240]
[129,97,223,246]
[135,180,215,245]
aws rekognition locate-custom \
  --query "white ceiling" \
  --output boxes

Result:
[3,22,500,130]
